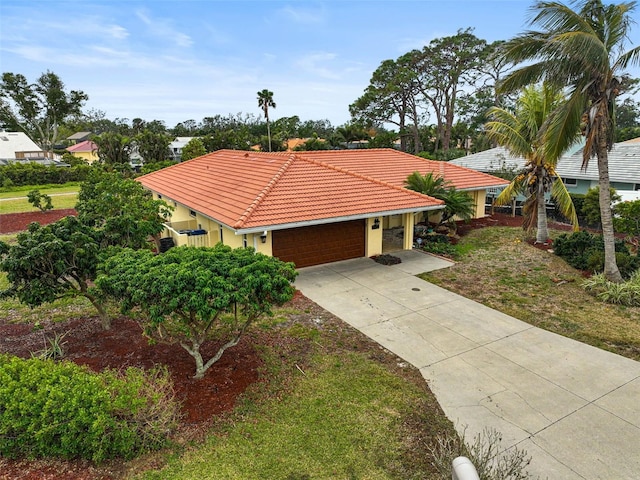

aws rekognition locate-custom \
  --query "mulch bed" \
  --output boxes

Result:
[0,209,77,234]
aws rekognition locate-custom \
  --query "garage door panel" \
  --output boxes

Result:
[272,220,365,267]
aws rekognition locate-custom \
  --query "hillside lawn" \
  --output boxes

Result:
[421,226,640,361]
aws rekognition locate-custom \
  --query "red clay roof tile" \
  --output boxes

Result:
[138,149,506,231]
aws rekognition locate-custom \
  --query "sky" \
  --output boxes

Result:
[1,0,639,129]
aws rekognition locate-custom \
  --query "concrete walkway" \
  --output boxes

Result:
[295,250,640,480]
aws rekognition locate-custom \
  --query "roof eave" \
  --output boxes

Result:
[460,183,510,191]
[234,205,445,235]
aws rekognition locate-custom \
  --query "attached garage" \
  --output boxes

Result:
[272,219,366,268]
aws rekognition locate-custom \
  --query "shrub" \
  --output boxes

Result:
[0,163,92,187]
[27,189,54,212]
[583,271,640,306]
[421,242,458,258]
[553,231,630,272]
[429,427,534,480]
[0,355,179,462]
[586,251,640,279]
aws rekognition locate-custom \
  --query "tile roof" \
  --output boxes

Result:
[66,140,97,153]
[139,149,455,231]
[286,149,509,191]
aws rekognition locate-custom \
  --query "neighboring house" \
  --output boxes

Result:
[0,131,59,166]
[66,132,92,144]
[138,148,508,267]
[169,137,195,161]
[66,140,99,164]
[451,139,640,197]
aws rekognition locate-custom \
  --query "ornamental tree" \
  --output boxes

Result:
[0,216,110,329]
[76,171,173,250]
[96,245,297,378]
[27,189,53,212]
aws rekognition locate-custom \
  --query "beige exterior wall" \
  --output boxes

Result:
[384,214,403,229]
[365,217,383,257]
[402,212,415,250]
[72,150,99,164]
[471,190,486,218]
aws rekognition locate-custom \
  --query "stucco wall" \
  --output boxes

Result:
[365,217,383,257]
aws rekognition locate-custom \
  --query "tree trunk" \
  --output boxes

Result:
[85,293,111,330]
[536,187,549,243]
[266,114,272,152]
[596,131,623,282]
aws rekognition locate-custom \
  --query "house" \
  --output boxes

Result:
[138,149,508,267]
[169,137,195,161]
[66,132,92,144]
[66,140,99,164]
[450,139,640,197]
[0,131,58,165]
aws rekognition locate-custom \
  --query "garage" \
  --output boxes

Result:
[272,219,366,268]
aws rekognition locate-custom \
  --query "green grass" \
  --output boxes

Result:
[421,226,640,360]
[0,183,79,214]
[0,271,105,324]
[0,182,80,196]
[137,352,447,480]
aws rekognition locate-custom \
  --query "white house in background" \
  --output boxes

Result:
[169,137,195,162]
[451,138,640,197]
[0,131,62,166]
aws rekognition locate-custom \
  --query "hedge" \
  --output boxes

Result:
[0,355,179,462]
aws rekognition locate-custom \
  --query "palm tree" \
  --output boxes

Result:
[257,89,276,152]
[404,171,449,197]
[404,171,475,228]
[486,84,579,243]
[500,0,640,282]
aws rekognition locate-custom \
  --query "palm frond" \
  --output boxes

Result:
[495,177,526,206]
[541,88,584,163]
[550,178,580,230]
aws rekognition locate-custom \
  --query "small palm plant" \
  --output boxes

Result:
[405,171,475,230]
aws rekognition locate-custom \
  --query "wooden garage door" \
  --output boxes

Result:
[272,220,365,268]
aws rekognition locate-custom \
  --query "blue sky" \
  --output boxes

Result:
[1,0,639,129]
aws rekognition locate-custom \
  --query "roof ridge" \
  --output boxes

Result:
[233,153,297,228]
[295,154,445,205]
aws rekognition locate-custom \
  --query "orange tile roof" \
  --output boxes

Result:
[138,149,448,232]
[288,149,510,191]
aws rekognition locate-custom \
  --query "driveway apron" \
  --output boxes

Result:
[295,250,640,480]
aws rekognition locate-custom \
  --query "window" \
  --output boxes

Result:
[243,234,248,248]
[189,210,196,217]
[157,194,162,199]
[562,177,577,187]
[634,184,640,191]
[219,225,224,243]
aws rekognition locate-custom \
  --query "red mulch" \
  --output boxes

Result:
[0,209,77,234]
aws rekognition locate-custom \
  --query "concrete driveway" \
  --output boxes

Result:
[295,250,640,479]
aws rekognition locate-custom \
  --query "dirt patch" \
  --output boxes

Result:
[0,209,77,234]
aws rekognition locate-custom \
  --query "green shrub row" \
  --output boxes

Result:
[0,163,93,188]
[553,231,640,278]
[0,355,180,462]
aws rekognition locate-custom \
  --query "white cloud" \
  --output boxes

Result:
[294,52,341,80]
[135,8,193,48]
[278,5,327,24]
[105,24,129,40]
